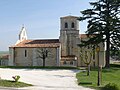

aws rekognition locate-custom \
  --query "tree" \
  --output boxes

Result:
[80,49,93,76]
[36,48,49,67]
[79,0,120,68]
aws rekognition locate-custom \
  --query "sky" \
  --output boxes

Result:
[0,0,95,51]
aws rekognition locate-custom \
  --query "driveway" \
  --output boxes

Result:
[0,68,94,90]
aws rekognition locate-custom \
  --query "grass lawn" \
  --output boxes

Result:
[0,79,33,88]
[76,64,120,90]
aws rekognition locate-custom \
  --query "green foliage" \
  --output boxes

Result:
[110,50,120,60]
[78,0,120,68]
[0,79,32,87]
[12,75,20,82]
[101,83,119,90]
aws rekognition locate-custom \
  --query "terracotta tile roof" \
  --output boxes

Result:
[79,34,88,39]
[79,34,96,39]
[10,39,60,48]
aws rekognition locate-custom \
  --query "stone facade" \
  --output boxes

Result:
[60,16,79,56]
[59,16,105,67]
[9,47,60,66]
[9,15,105,67]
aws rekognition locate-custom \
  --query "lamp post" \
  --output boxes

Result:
[75,56,77,66]
[96,45,100,86]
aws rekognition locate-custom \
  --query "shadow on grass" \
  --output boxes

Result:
[110,64,120,68]
[78,82,92,85]
[90,64,120,73]
[102,64,120,73]
[7,80,15,83]
[7,80,19,83]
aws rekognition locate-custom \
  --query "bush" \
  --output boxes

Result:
[12,75,20,82]
[101,83,119,90]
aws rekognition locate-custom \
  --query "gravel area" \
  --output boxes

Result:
[0,68,94,90]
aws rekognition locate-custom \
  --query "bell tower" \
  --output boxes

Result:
[19,26,27,42]
[59,16,79,57]
[15,25,27,45]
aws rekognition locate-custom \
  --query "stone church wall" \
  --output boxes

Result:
[34,48,58,66]
[77,42,105,67]
[10,47,59,66]
[14,48,33,66]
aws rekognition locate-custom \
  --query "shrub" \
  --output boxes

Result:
[12,75,20,82]
[101,83,119,90]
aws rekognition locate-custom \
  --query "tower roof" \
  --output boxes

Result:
[60,15,79,19]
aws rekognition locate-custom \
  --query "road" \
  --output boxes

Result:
[0,68,94,90]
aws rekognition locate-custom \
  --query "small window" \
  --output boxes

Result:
[25,50,27,57]
[65,22,68,28]
[71,22,74,28]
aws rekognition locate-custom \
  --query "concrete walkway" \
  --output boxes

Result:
[0,68,94,90]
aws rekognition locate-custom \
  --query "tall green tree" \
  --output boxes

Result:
[79,0,120,68]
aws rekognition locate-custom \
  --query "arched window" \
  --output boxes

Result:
[65,22,68,28]
[71,22,74,28]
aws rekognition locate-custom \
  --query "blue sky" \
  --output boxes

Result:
[0,0,95,51]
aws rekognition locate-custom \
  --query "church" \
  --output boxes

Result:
[9,15,105,67]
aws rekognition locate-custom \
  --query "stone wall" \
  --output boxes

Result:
[9,47,59,66]
[35,48,58,66]
[77,42,105,67]
[14,48,33,66]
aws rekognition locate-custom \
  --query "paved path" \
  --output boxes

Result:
[0,68,94,90]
